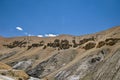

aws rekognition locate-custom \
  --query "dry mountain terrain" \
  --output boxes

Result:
[0,26,120,80]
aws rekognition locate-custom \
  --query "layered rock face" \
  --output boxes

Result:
[0,26,120,80]
[54,48,120,80]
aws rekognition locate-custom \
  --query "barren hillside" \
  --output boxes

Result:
[0,26,120,80]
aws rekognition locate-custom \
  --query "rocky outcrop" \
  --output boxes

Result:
[54,48,110,80]
[96,41,105,48]
[96,38,120,48]
[47,39,70,50]
[79,37,95,45]
[81,48,120,80]
[13,59,34,71]
[28,49,78,78]
[27,41,44,50]
[3,40,27,48]
[0,62,29,80]
[0,69,29,80]
[83,42,96,50]
[105,38,120,46]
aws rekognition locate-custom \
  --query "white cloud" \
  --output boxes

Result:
[45,34,58,37]
[16,27,23,31]
[37,35,43,37]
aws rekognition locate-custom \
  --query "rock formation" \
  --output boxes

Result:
[0,26,120,80]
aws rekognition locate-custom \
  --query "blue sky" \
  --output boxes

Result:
[0,0,120,37]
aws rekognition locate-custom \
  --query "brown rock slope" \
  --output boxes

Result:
[0,26,120,80]
[0,62,29,80]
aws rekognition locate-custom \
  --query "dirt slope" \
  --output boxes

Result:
[0,26,120,80]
